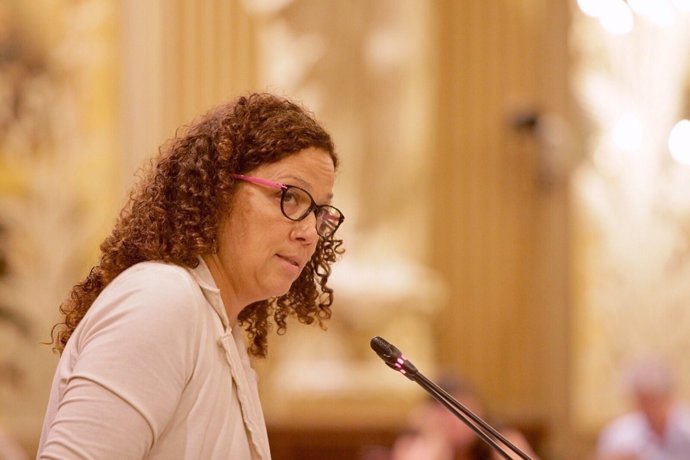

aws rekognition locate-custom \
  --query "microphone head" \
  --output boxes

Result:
[370,336,399,363]
[370,336,418,379]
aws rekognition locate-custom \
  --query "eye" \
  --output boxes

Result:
[283,187,300,205]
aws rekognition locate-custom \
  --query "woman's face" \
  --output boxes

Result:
[215,147,336,309]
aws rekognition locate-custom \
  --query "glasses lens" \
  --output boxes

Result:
[281,186,313,220]
[316,207,343,238]
[280,186,343,238]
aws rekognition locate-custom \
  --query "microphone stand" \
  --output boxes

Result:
[371,336,534,460]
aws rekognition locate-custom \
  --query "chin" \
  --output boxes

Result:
[265,282,294,299]
[259,271,301,300]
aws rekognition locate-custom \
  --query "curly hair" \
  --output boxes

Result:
[51,93,344,357]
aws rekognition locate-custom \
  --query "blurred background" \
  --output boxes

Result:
[1,0,690,458]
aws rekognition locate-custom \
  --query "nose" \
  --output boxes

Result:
[290,212,319,245]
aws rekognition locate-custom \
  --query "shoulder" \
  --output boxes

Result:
[671,404,690,432]
[602,412,645,435]
[73,262,208,350]
[113,261,198,291]
[103,261,203,313]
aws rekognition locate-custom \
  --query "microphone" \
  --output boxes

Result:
[370,336,418,379]
[370,336,534,460]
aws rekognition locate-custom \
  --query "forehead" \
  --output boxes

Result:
[253,147,336,190]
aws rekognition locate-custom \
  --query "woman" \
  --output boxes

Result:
[38,93,345,459]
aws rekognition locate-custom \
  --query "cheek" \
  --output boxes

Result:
[220,200,265,242]
[306,244,319,261]
[216,212,252,263]
[238,218,290,262]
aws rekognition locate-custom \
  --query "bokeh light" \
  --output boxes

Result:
[669,119,690,165]
[613,113,643,152]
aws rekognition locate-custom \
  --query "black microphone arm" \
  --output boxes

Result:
[370,336,534,460]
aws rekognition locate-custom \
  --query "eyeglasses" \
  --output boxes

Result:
[232,174,344,239]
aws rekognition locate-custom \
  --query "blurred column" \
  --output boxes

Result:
[119,0,258,182]
[431,0,573,456]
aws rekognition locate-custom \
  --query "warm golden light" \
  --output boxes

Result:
[572,0,690,436]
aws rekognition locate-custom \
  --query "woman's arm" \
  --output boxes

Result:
[39,265,201,459]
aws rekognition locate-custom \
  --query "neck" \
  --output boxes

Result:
[202,253,243,326]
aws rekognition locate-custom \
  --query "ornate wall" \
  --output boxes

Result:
[0,0,119,451]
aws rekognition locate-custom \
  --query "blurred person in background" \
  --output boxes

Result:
[37,93,345,459]
[389,374,491,460]
[596,353,690,460]
[389,374,538,460]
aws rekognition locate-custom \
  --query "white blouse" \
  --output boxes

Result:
[38,259,271,459]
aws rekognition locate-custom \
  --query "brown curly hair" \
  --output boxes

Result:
[51,93,344,357]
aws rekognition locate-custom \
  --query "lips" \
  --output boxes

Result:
[276,254,301,269]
